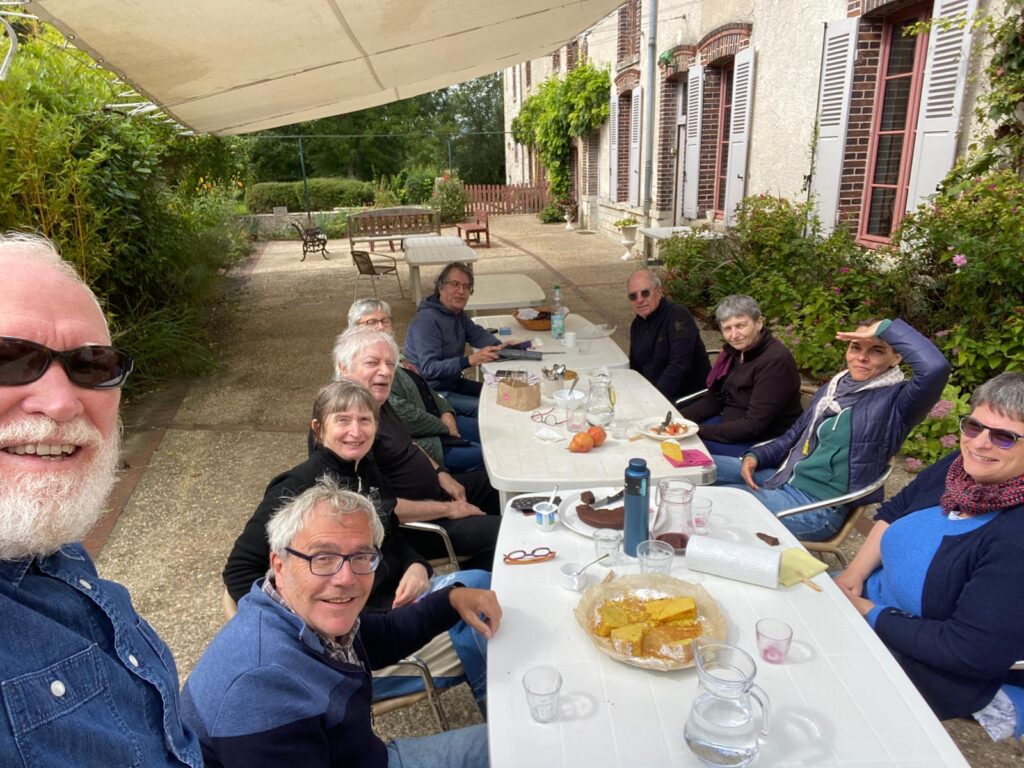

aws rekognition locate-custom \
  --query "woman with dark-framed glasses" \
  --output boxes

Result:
[223,379,491,705]
[837,372,1024,740]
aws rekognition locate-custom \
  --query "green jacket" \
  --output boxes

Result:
[388,367,454,466]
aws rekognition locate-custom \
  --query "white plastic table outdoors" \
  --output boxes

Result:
[478,368,711,507]
[487,487,969,768]
[402,235,478,305]
[466,275,545,314]
[638,226,723,265]
[474,313,629,372]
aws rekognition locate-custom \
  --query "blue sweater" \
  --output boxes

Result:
[181,583,461,768]
[405,295,499,391]
[864,451,1024,719]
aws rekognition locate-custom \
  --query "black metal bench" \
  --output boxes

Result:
[290,221,329,261]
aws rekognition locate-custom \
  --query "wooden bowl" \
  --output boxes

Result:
[514,307,552,331]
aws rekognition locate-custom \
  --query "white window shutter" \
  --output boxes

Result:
[682,64,704,219]
[906,0,977,210]
[724,46,755,226]
[629,86,642,206]
[810,18,858,234]
[608,94,619,202]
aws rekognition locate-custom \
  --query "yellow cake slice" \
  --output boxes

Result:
[610,622,647,656]
[643,596,696,623]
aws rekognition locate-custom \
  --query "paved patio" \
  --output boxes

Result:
[92,215,1020,764]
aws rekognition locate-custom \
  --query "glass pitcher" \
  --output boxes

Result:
[584,372,615,427]
[684,642,771,768]
[652,478,695,552]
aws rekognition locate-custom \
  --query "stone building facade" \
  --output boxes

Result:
[503,0,997,245]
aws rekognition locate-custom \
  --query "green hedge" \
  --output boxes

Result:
[245,178,374,213]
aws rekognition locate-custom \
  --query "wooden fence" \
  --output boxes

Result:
[464,184,550,214]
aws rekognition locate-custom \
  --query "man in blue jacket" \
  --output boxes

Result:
[404,262,504,416]
[0,233,202,767]
[182,479,500,768]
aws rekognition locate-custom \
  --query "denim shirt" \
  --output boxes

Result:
[0,545,202,768]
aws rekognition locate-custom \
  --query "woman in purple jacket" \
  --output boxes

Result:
[837,372,1024,740]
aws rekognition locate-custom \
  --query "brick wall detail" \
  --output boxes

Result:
[656,46,697,215]
[697,23,752,66]
[697,66,724,217]
[617,0,641,70]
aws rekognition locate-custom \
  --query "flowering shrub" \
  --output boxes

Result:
[429,175,470,224]
[899,385,972,471]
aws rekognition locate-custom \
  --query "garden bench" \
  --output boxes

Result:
[347,207,441,253]
[456,211,490,247]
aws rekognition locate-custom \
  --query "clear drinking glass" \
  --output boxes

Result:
[522,666,562,723]
[637,539,674,575]
[593,529,622,566]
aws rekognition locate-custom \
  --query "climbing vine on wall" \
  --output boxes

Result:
[510,61,610,200]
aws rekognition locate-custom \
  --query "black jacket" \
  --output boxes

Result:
[629,298,710,401]
[222,444,430,610]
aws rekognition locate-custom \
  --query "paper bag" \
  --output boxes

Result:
[496,371,540,411]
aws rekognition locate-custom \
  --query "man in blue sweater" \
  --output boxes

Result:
[182,478,501,768]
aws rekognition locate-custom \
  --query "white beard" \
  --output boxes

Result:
[0,416,121,560]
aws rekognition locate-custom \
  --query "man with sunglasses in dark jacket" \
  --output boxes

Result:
[627,269,710,401]
[0,233,201,767]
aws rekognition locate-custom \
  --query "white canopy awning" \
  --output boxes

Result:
[30,0,620,136]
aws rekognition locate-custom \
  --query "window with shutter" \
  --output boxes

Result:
[713,64,734,217]
[810,18,858,234]
[609,95,619,202]
[724,46,754,225]
[860,3,929,243]
[906,0,977,210]
[682,64,704,219]
[629,87,642,206]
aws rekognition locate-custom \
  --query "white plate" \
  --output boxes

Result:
[635,417,699,440]
[558,487,655,539]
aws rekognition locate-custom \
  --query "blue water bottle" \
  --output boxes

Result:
[623,458,650,557]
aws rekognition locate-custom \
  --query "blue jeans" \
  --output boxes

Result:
[388,724,488,768]
[713,456,843,541]
[440,378,481,417]
[372,570,490,704]
[698,416,753,458]
[443,415,485,472]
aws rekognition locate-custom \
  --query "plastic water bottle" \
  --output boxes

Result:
[551,285,565,340]
[623,458,651,557]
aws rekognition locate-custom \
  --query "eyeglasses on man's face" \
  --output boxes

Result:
[627,288,654,302]
[443,279,474,294]
[358,316,393,328]
[0,336,134,389]
[285,547,382,576]
[959,416,1022,450]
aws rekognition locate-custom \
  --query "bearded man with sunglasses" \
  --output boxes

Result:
[626,269,710,401]
[0,233,202,767]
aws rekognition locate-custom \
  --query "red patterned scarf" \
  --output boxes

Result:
[940,455,1024,516]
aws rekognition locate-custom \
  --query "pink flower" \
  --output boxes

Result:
[940,434,958,449]
[929,400,954,419]
[935,330,950,338]
[832,286,842,294]
[952,254,967,267]
[905,458,924,472]
[838,266,851,274]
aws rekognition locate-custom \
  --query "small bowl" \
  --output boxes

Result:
[514,307,552,331]
[559,562,588,591]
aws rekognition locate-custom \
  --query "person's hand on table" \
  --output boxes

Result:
[449,587,502,639]
[438,470,466,501]
[446,500,484,519]
[740,455,761,491]
[841,589,875,617]
[468,346,502,366]
[441,412,460,437]
[392,563,431,609]
[834,571,865,599]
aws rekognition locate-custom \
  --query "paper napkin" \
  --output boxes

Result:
[779,548,828,588]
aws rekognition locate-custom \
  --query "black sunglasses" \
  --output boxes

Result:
[627,288,653,302]
[959,416,1022,450]
[0,337,134,389]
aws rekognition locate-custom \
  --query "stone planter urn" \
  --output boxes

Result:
[618,224,638,260]
[565,212,574,231]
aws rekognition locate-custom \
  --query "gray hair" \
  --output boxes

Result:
[331,326,399,379]
[628,269,661,290]
[267,477,384,555]
[0,232,104,317]
[347,298,392,329]
[971,372,1024,423]
[434,261,475,295]
[715,295,762,326]
[311,380,379,443]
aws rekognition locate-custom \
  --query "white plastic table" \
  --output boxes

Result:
[402,235,478,304]
[478,367,712,507]
[487,487,969,768]
[474,313,629,373]
[467,275,545,314]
